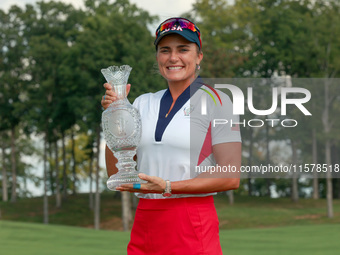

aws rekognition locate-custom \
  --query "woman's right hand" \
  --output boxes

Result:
[101,83,131,110]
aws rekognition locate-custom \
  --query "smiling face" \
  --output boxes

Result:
[156,34,203,87]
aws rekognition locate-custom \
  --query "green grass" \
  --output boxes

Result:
[219,224,340,255]
[1,193,340,231]
[0,220,339,255]
[214,195,340,230]
[0,220,129,255]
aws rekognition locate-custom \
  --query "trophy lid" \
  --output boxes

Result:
[101,65,132,85]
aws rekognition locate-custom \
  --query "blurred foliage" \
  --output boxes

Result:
[0,0,339,201]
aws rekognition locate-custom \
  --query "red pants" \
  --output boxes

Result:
[127,196,223,255]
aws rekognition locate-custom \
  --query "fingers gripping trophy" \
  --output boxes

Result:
[101,65,146,190]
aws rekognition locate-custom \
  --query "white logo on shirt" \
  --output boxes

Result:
[183,105,194,116]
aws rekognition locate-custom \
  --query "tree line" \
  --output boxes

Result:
[1,0,339,230]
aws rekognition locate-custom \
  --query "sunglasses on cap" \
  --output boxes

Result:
[155,17,202,48]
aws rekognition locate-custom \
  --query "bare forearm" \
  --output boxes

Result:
[105,145,118,177]
[171,174,239,194]
[172,142,242,194]
[116,142,242,195]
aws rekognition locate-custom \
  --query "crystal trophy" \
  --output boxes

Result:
[101,65,145,190]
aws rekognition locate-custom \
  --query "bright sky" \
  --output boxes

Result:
[1,0,197,33]
[0,0,196,20]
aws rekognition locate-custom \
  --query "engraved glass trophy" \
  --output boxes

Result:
[101,65,145,190]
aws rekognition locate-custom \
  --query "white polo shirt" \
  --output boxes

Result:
[133,80,241,199]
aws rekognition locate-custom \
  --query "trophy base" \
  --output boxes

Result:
[107,171,147,191]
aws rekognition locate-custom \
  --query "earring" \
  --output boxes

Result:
[197,64,201,70]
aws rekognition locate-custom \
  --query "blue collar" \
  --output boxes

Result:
[155,77,203,142]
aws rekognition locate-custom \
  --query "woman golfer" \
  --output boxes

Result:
[102,17,242,255]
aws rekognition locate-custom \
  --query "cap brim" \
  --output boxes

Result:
[154,30,201,49]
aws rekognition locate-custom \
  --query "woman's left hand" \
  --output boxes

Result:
[115,173,166,194]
